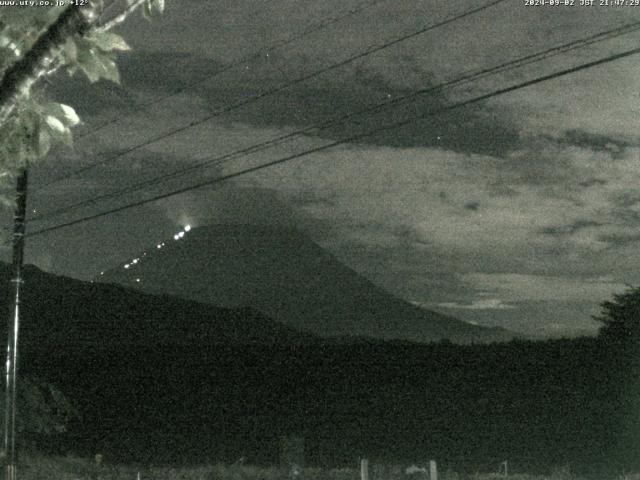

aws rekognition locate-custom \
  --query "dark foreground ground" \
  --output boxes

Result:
[10,453,612,480]
[17,338,640,477]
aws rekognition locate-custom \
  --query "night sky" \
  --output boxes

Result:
[7,0,640,338]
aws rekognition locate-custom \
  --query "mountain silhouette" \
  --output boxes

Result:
[0,263,317,347]
[99,224,512,343]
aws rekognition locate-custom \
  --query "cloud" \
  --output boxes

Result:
[460,273,627,303]
[434,298,516,310]
[231,127,640,327]
[241,138,625,267]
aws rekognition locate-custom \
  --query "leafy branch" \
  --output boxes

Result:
[0,0,165,195]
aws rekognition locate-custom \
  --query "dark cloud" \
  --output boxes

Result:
[119,49,522,156]
[541,220,602,237]
[612,201,640,224]
[45,73,135,118]
[51,48,519,158]
[557,129,634,157]
[118,51,227,92]
[578,178,607,188]
[45,51,225,118]
[614,192,640,209]
[599,232,640,248]
[234,85,518,156]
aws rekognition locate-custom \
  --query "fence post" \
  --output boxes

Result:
[361,458,369,480]
[429,460,437,480]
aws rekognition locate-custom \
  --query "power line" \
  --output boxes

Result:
[33,0,508,191]
[73,0,388,141]
[27,45,640,238]
[29,18,640,224]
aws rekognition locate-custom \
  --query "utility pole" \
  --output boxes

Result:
[3,168,28,480]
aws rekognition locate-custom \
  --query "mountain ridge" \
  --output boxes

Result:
[99,224,513,344]
[0,263,319,347]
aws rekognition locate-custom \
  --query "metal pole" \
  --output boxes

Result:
[429,460,437,480]
[3,168,28,480]
[360,459,369,480]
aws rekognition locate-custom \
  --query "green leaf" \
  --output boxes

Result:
[152,0,165,14]
[77,46,120,84]
[142,0,165,18]
[38,102,80,130]
[143,0,153,20]
[77,47,102,83]
[88,31,130,52]
[99,56,120,84]
[59,104,80,126]
[43,115,73,147]
[44,115,65,134]
[58,126,73,147]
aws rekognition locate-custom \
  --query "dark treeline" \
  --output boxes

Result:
[17,336,640,476]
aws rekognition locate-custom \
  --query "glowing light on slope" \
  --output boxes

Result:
[184,225,191,232]
[124,264,130,269]
[178,231,185,238]
[174,234,179,240]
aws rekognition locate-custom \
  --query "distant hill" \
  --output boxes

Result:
[99,224,513,344]
[0,263,318,347]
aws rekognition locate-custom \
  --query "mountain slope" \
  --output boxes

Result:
[0,263,317,347]
[99,224,512,343]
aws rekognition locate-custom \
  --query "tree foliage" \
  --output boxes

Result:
[0,376,78,440]
[0,0,165,202]
[594,286,640,343]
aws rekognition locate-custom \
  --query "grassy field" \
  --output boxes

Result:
[18,455,360,480]
[13,453,592,480]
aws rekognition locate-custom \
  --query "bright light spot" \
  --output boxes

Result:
[157,244,162,249]
[136,278,140,283]
[184,225,191,232]
[174,234,179,240]
[132,259,138,264]
[100,272,104,276]
[124,264,130,269]
[178,231,185,238]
